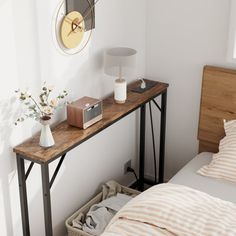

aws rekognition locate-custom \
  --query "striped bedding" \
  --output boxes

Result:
[101,183,236,236]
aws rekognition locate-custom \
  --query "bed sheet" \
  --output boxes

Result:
[169,152,236,203]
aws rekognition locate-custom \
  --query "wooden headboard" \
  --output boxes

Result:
[198,65,236,153]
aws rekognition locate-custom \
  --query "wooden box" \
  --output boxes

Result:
[67,97,102,129]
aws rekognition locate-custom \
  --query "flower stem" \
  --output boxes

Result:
[30,96,44,116]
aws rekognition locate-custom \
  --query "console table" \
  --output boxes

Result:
[13,79,168,236]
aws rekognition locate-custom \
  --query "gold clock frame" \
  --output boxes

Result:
[53,0,95,55]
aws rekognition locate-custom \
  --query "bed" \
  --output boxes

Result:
[169,152,236,203]
[101,65,236,236]
[169,65,236,203]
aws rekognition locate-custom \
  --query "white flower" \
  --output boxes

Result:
[25,91,31,98]
[23,88,31,98]
[50,99,58,108]
[43,107,53,115]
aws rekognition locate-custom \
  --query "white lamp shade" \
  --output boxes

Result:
[104,47,137,77]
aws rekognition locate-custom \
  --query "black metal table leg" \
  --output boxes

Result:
[138,104,146,191]
[41,164,53,236]
[16,154,30,236]
[159,91,167,183]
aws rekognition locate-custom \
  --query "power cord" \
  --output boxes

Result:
[127,167,138,181]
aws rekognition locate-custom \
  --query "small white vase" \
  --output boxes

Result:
[39,117,55,148]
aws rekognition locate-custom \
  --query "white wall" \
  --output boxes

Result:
[0,0,146,235]
[145,0,233,180]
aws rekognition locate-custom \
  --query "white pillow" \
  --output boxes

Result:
[198,120,236,183]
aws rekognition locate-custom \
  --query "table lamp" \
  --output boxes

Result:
[104,47,137,104]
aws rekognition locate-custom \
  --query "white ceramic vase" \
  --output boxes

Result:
[39,117,55,148]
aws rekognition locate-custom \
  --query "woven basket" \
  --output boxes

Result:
[65,182,140,236]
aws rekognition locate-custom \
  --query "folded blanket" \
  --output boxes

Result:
[101,183,236,236]
[72,193,132,235]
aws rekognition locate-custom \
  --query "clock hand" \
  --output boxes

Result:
[67,20,84,36]
[65,15,83,29]
[64,14,84,36]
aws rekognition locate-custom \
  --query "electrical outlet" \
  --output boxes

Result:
[124,160,131,174]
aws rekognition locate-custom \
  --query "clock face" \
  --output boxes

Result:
[52,0,93,55]
[60,11,85,49]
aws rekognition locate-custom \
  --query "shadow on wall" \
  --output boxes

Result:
[5,8,107,236]
[62,48,109,102]
[53,50,107,236]
[0,98,19,236]
[0,0,45,235]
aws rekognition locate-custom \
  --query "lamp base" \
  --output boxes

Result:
[114,78,127,104]
[115,99,126,104]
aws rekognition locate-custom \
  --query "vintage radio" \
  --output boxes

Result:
[67,96,103,129]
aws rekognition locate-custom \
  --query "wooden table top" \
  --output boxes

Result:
[13,80,168,164]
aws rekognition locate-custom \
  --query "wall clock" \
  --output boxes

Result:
[53,0,99,55]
